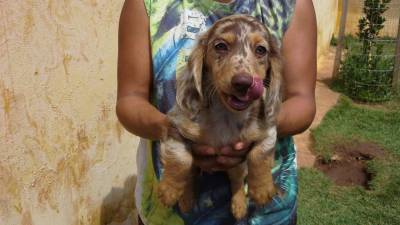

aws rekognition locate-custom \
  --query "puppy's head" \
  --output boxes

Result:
[177,15,281,114]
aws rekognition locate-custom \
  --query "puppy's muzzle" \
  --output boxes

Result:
[226,74,265,111]
[231,74,264,100]
[231,74,254,95]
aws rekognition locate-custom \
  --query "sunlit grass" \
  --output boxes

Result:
[298,97,400,225]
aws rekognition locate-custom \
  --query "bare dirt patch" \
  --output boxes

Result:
[315,142,386,188]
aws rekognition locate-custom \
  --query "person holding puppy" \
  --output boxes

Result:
[116,0,316,224]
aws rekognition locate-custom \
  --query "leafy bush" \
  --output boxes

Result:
[340,44,394,102]
[338,0,394,102]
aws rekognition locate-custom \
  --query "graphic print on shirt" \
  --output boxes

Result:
[175,9,208,77]
[138,1,297,225]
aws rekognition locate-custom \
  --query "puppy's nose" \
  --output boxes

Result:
[231,74,253,94]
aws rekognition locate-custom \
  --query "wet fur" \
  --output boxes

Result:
[158,15,282,220]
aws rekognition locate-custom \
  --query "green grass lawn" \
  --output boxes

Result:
[297,97,400,225]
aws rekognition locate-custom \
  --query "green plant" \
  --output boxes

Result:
[358,0,391,55]
[330,36,338,46]
[340,47,393,102]
[298,97,400,225]
[338,0,394,102]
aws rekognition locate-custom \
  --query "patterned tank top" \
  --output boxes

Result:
[135,1,297,224]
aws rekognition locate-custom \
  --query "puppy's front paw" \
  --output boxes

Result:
[178,189,194,213]
[248,181,277,206]
[231,189,247,220]
[158,180,183,207]
[178,182,194,213]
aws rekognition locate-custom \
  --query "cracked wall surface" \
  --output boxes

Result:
[0,1,138,225]
[313,0,339,59]
[337,0,400,37]
[0,1,338,225]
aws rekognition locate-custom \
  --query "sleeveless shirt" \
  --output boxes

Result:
[135,1,297,224]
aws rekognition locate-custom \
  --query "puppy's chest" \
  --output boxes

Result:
[197,110,263,147]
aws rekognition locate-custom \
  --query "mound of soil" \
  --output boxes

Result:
[315,142,386,188]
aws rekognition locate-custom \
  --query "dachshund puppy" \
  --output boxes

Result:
[158,14,282,220]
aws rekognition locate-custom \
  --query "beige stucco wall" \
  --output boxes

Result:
[0,1,340,225]
[337,0,400,37]
[0,1,139,225]
[312,0,339,59]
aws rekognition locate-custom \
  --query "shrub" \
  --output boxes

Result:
[338,0,394,102]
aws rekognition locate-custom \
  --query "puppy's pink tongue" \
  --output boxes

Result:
[247,77,264,100]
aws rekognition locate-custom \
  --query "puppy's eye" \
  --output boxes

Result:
[255,46,267,56]
[215,42,228,51]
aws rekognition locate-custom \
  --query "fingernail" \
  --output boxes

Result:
[217,156,225,164]
[221,146,230,154]
[234,142,244,150]
[206,148,215,155]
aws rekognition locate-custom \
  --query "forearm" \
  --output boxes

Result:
[277,94,316,138]
[116,95,169,140]
[276,0,316,138]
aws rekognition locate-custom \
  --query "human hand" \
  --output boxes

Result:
[191,141,252,172]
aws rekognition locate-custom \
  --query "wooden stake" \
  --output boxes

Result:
[393,16,400,91]
[332,0,349,79]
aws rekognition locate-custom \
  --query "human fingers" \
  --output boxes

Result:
[219,142,251,157]
[193,156,222,172]
[233,141,252,151]
[216,155,244,169]
[191,143,216,157]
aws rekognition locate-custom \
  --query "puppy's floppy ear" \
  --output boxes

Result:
[188,34,208,100]
[264,37,282,108]
[175,33,208,115]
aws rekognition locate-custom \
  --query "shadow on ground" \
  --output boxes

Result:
[101,175,137,225]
